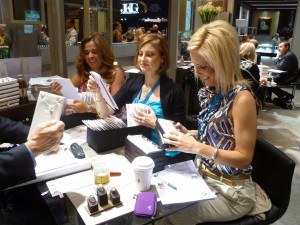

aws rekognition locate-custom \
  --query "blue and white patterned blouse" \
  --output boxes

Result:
[198,83,253,176]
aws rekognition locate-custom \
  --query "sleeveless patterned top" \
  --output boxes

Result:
[198,83,253,176]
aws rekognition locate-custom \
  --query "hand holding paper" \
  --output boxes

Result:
[89,71,118,110]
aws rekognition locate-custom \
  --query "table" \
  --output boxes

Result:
[35,128,198,225]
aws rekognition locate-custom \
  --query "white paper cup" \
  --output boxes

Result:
[132,156,155,191]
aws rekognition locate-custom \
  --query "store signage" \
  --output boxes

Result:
[121,2,139,15]
[120,1,147,17]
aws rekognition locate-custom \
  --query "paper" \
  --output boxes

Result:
[28,91,65,139]
[126,103,150,127]
[51,77,81,100]
[90,71,118,110]
[268,69,287,74]
[153,160,216,205]
[28,75,61,86]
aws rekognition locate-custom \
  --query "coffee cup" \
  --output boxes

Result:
[132,156,155,191]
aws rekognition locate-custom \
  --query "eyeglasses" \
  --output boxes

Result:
[83,49,98,55]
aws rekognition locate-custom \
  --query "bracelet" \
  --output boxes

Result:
[211,147,218,161]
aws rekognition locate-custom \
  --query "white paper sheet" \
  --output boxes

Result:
[268,69,287,74]
[90,71,118,110]
[51,77,81,100]
[154,160,216,205]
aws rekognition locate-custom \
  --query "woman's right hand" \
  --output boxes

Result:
[50,82,63,96]
[87,75,99,92]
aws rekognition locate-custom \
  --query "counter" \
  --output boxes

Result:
[38,45,80,65]
[112,42,137,66]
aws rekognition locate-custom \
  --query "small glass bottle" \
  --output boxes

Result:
[17,74,29,104]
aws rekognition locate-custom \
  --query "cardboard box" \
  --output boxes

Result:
[87,126,150,153]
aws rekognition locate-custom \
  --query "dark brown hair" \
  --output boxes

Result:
[76,32,116,82]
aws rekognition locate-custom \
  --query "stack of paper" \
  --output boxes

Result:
[153,160,216,205]
[0,77,19,109]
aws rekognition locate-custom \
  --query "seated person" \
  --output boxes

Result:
[0,116,64,224]
[240,42,260,93]
[248,38,261,65]
[88,33,194,162]
[262,41,298,106]
[51,32,125,115]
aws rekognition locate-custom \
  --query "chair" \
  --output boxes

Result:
[198,137,295,225]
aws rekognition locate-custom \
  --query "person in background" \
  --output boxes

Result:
[0,116,64,224]
[132,28,144,43]
[262,41,298,107]
[241,35,252,43]
[240,42,260,93]
[272,33,280,46]
[65,18,78,45]
[151,24,161,35]
[112,22,123,43]
[88,33,194,162]
[139,26,146,34]
[248,38,261,65]
[123,29,134,42]
[51,32,125,114]
[39,24,49,45]
[0,24,9,58]
[4,23,42,57]
[157,20,269,224]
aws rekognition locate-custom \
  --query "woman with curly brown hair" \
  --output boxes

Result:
[51,32,125,114]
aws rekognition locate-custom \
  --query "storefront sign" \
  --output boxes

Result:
[120,1,147,17]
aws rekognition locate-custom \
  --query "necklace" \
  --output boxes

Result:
[40,93,64,113]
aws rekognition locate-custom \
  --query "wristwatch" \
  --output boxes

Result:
[87,104,92,113]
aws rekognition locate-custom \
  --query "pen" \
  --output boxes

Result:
[155,174,177,191]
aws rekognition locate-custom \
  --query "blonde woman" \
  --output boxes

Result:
[158,20,269,224]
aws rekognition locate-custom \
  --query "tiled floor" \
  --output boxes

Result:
[257,86,300,224]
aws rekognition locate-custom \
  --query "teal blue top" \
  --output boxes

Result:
[132,79,180,157]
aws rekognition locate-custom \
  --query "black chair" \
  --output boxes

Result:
[198,137,295,225]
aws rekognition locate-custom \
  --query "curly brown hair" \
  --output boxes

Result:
[76,32,116,83]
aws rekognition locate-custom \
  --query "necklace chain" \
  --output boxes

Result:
[41,93,64,113]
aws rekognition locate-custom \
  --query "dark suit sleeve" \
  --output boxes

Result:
[0,116,35,190]
[0,116,29,144]
[0,144,36,190]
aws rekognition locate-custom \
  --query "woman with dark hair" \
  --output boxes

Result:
[51,32,125,114]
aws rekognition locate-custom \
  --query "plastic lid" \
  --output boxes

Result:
[132,156,155,171]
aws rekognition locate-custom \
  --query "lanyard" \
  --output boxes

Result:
[197,92,222,140]
[134,78,160,103]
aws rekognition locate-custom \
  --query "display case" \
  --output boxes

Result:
[256,43,278,57]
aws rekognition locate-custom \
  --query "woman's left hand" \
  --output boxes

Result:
[133,106,156,129]
[66,100,88,113]
[163,129,198,154]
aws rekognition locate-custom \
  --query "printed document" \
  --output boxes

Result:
[153,160,216,205]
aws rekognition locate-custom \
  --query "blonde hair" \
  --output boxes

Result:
[240,42,256,62]
[134,28,144,42]
[188,20,244,94]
